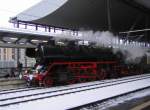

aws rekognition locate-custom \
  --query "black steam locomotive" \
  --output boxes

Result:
[24,41,148,87]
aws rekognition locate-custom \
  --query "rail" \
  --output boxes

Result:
[0,73,149,94]
[0,73,150,107]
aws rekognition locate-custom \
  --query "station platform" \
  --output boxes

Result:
[0,77,26,90]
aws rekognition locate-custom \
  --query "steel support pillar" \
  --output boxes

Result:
[106,0,112,31]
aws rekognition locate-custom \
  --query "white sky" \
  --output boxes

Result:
[0,0,42,27]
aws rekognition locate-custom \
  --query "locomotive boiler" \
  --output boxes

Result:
[23,41,146,87]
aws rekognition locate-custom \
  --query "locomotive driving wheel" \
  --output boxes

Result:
[67,78,76,85]
[97,68,107,80]
[66,72,76,85]
[43,76,53,87]
[78,78,87,83]
[56,71,76,85]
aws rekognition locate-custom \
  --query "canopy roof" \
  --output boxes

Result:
[15,0,150,42]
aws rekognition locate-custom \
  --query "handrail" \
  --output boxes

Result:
[10,20,79,36]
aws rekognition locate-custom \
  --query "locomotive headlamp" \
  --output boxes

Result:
[36,70,39,74]
[29,74,33,80]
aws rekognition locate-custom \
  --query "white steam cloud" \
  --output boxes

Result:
[57,30,149,63]
[80,31,148,63]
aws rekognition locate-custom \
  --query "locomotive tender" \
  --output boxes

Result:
[23,40,147,87]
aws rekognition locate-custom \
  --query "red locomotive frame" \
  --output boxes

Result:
[24,60,131,87]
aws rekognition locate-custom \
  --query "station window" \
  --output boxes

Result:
[4,48,6,54]
[12,48,16,60]
[4,54,6,61]
[3,48,7,61]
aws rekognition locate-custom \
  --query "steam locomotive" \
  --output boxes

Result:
[23,40,148,87]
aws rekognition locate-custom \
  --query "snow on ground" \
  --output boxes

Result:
[80,88,150,110]
[0,74,148,103]
[0,80,104,99]
[0,77,121,100]
[0,77,150,110]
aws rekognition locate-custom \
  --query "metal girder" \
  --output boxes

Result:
[0,26,53,48]
[122,0,150,14]
[12,0,150,43]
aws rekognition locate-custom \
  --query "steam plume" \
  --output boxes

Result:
[57,30,148,63]
[80,31,148,63]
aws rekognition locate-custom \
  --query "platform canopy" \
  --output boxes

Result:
[14,0,150,42]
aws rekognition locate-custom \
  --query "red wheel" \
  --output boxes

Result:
[78,78,87,83]
[97,69,107,80]
[43,76,53,87]
[67,79,76,85]
[64,71,76,85]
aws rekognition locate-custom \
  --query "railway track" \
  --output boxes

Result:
[0,87,44,95]
[0,73,149,95]
[0,73,150,108]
